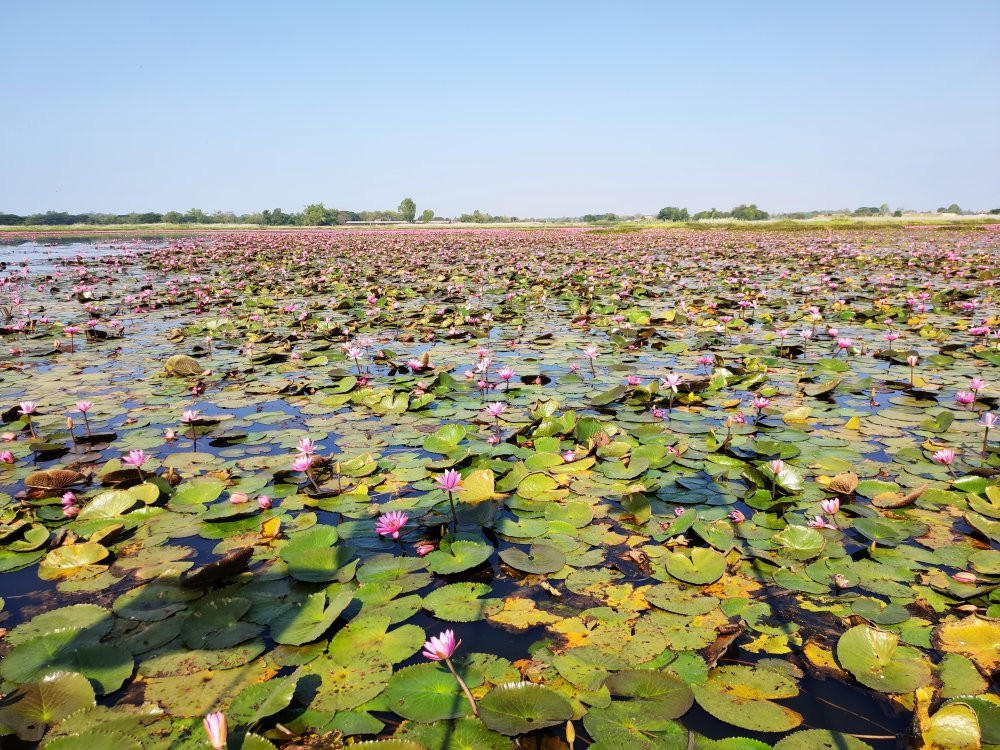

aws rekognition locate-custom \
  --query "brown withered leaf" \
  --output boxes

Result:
[826,472,859,495]
[180,546,253,588]
[872,483,927,509]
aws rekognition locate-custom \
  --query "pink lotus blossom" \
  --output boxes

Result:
[0,450,13,464]
[483,402,506,418]
[562,450,576,462]
[415,543,435,556]
[821,498,840,515]
[770,459,784,474]
[203,712,227,750]
[291,454,313,473]
[969,377,985,392]
[626,375,642,386]
[728,509,746,523]
[952,571,977,584]
[436,469,462,493]
[257,495,272,510]
[76,400,93,413]
[933,448,955,465]
[181,409,200,423]
[422,629,461,661]
[375,511,409,539]
[123,449,148,467]
[229,492,249,504]
[956,391,976,407]
[807,515,837,530]
[18,401,36,415]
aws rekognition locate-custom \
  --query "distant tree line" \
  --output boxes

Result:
[457,210,520,223]
[0,198,440,226]
[3,200,997,227]
[649,204,770,222]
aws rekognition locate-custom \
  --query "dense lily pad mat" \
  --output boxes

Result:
[0,227,999,749]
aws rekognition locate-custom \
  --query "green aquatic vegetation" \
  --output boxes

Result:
[0,227,998,748]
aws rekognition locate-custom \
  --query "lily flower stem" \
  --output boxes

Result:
[444,658,479,717]
[448,490,458,532]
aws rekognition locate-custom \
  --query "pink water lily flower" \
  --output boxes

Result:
[436,469,462,493]
[257,495,272,510]
[203,712,227,750]
[807,515,837,530]
[932,448,955,465]
[483,402,506,418]
[821,498,840,515]
[0,450,13,464]
[423,629,461,661]
[662,373,681,392]
[123,449,148,467]
[375,511,409,539]
[956,391,976,407]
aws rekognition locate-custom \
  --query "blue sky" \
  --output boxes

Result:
[2,1,998,216]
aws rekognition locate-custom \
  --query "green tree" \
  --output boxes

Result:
[303,203,334,226]
[419,209,435,222]
[730,204,769,221]
[656,206,689,221]
[398,197,417,222]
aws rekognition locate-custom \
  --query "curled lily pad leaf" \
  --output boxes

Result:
[422,583,503,622]
[933,615,1000,672]
[384,663,478,722]
[425,536,493,575]
[773,729,874,750]
[691,665,803,733]
[478,682,573,735]
[271,589,353,646]
[498,543,565,574]
[0,670,96,742]
[604,669,694,717]
[836,624,932,693]
[665,547,726,584]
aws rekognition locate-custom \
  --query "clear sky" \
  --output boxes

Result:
[2,1,998,217]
